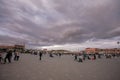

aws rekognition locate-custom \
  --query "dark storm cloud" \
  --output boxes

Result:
[0,0,120,48]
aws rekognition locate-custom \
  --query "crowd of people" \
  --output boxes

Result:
[29,50,120,63]
[30,50,62,60]
[0,49,120,64]
[73,53,120,62]
[0,50,20,64]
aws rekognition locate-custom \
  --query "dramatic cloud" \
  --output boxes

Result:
[0,0,120,50]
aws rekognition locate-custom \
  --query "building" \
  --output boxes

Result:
[0,44,25,51]
[85,48,120,54]
[85,48,99,54]
[14,45,25,50]
[0,45,14,50]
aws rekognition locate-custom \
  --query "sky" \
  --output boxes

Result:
[0,0,120,51]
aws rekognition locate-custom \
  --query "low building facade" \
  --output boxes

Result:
[85,48,120,54]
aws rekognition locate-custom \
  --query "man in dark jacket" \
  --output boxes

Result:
[4,50,12,63]
[39,51,43,60]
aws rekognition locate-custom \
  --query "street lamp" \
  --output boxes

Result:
[117,41,120,48]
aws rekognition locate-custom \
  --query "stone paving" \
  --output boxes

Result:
[0,54,120,80]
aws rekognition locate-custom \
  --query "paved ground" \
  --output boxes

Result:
[0,54,120,80]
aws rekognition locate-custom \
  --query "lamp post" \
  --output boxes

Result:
[117,41,120,54]
[117,41,120,48]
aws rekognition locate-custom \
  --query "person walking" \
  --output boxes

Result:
[78,54,83,62]
[0,51,3,64]
[74,54,78,61]
[4,50,13,64]
[16,52,20,61]
[39,51,43,60]
[14,51,17,61]
[98,54,101,59]
[14,51,20,61]
[93,54,96,60]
